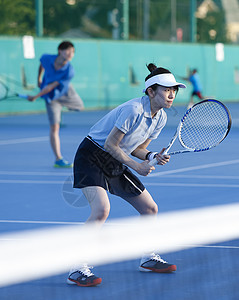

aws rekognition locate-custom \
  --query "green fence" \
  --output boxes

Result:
[0,37,239,115]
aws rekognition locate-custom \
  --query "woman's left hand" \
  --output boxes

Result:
[154,148,170,165]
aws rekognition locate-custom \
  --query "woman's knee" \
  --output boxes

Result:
[145,202,158,215]
[92,205,110,221]
[83,186,110,222]
[125,189,158,216]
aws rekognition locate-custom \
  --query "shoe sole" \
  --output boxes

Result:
[67,277,102,287]
[139,265,177,273]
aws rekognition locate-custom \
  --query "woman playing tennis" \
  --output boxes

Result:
[67,64,186,287]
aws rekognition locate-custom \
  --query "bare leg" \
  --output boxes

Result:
[82,186,110,224]
[123,189,158,216]
[50,123,62,160]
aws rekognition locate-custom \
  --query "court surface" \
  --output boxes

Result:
[0,103,238,300]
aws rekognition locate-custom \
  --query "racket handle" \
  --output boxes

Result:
[148,149,168,167]
[148,158,157,166]
[17,93,28,99]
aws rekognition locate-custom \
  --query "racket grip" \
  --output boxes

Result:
[148,149,168,166]
[17,94,28,99]
[148,157,157,166]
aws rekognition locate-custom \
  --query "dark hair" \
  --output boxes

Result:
[58,41,74,51]
[145,63,178,95]
[145,63,171,81]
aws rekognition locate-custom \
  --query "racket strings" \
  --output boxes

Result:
[179,102,229,150]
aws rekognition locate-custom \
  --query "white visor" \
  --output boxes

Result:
[145,73,186,91]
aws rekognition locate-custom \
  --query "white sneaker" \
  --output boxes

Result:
[139,253,177,273]
[67,264,102,287]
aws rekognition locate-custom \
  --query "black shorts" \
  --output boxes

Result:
[73,136,145,198]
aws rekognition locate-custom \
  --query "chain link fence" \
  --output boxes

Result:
[0,0,238,43]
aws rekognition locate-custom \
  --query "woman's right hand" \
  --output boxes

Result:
[136,161,155,176]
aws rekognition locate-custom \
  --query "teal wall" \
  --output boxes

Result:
[1,37,239,114]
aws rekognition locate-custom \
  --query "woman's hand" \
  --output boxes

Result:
[154,148,170,165]
[136,161,155,176]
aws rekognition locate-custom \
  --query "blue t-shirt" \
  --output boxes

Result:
[89,95,167,155]
[40,54,74,103]
[189,73,202,92]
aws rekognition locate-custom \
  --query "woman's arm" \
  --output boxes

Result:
[104,127,155,176]
[132,139,170,166]
[131,138,152,160]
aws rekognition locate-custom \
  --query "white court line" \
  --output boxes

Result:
[0,136,48,145]
[146,183,239,188]
[0,171,238,180]
[0,180,64,184]
[0,159,239,178]
[0,220,83,225]
[149,174,239,179]
[0,171,71,176]
[0,179,239,188]
[149,159,239,177]
[187,244,239,249]
[0,219,127,227]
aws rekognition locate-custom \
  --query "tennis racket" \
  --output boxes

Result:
[149,99,232,166]
[0,81,28,101]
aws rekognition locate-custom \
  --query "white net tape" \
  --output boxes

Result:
[0,203,239,287]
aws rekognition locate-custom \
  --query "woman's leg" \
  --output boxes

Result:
[67,186,109,286]
[82,186,111,224]
[123,189,176,273]
[123,188,158,216]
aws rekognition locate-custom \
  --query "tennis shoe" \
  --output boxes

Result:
[54,158,73,168]
[139,253,176,273]
[67,264,102,287]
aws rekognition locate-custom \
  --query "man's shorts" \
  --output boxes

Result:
[45,85,84,125]
[73,136,145,199]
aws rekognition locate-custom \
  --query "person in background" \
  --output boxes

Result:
[67,63,186,287]
[182,68,203,109]
[28,41,84,168]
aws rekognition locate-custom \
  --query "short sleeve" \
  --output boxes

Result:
[115,105,139,134]
[40,54,50,68]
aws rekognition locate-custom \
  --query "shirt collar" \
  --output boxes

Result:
[142,95,161,120]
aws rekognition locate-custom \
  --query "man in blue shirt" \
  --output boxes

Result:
[28,41,84,168]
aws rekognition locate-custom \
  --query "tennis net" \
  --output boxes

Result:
[0,203,239,299]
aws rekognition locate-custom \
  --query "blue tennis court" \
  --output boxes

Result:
[0,104,238,300]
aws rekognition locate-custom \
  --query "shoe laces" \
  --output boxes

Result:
[78,264,94,277]
[150,253,168,264]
